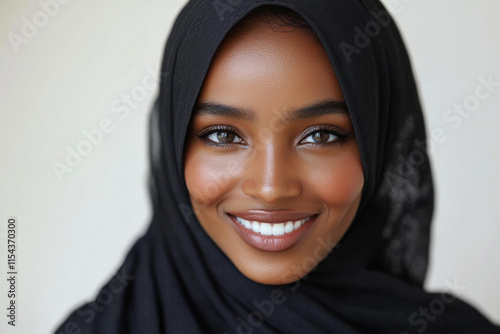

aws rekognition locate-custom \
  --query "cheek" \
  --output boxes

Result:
[307,148,364,207]
[184,149,241,207]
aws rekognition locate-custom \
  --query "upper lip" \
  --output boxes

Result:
[228,210,316,223]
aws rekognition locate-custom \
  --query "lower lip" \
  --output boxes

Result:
[228,214,317,252]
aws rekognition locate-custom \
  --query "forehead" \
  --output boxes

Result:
[195,20,345,120]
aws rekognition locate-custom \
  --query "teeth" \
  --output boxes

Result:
[260,223,273,236]
[244,220,252,229]
[294,221,301,229]
[235,216,310,235]
[284,221,294,233]
[272,223,285,236]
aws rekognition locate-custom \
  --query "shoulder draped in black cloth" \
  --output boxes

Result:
[56,0,500,333]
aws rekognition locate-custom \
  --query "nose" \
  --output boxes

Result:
[241,145,302,204]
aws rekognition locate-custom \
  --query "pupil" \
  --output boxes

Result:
[313,132,329,143]
[217,131,234,143]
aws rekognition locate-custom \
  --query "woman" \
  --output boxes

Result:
[56,0,500,333]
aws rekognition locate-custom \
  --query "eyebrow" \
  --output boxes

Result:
[193,103,256,122]
[193,99,348,122]
[285,100,348,122]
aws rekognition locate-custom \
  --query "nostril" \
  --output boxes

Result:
[241,175,302,204]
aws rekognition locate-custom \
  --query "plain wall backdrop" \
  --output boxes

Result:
[0,0,499,333]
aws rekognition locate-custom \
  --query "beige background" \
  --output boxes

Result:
[0,0,499,333]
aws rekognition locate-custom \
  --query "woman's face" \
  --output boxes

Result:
[184,20,364,285]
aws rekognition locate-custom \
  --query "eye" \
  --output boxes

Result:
[298,126,349,146]
[206,130,243,144]
[301,131,338,144]
[196,126,245,146]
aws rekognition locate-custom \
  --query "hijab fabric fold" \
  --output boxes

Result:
[57,1,500,333]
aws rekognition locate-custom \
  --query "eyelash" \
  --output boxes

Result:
[196,125,349,148]
[300,125,349,147]
[196,125,245,148]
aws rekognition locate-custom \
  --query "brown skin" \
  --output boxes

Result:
[184,21,364,285]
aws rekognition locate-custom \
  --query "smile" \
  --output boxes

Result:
[234,216,309,236]
[227,211,318,252]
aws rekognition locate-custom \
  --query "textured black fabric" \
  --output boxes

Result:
[56,1,500,333]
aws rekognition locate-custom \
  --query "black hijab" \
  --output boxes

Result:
[56,0,500,333]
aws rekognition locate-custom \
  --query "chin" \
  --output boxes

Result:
[235,258,308,285]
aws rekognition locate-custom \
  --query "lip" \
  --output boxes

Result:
[227,211,318,252]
